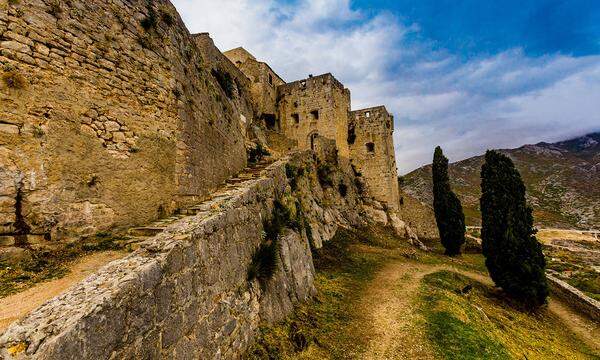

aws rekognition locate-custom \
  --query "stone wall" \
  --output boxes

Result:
[0,0,247,241]
[224,47,285,122]
[348,106,399,210]
[0,154,368,359]
[547,272,600,322]
[192,34,255,136]
[277,73,351,158]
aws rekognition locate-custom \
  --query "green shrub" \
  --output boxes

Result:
[247,143,270,164]
[160,7,175,26]
[432,146,466,256]
[317,163,334,188]
[140,6,157,31]
[247,241,279,282]
[285,163,306,190]
[480,150,548,308]
[211,68,235,98]
[248,200,296,283]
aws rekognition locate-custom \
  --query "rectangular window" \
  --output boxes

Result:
[292,113,300,124]
[310,110,319,121]
[366,142,375,153]
[365,111,371,118]
[268,73,273,85]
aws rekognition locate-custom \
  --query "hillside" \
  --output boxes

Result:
[402,133,600,229]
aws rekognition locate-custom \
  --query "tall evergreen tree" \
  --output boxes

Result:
[480,150,548,307]
[432,146,466,255]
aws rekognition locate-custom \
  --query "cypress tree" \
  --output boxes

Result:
[480,150,548,307]
[432,146,466,255]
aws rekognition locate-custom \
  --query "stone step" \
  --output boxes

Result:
[128,227,165,237]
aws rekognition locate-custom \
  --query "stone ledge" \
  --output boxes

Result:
[547,271,600,321]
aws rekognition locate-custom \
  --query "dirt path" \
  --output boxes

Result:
[360,262,440,360]
[0,251,124,332]
[360,260,599,359]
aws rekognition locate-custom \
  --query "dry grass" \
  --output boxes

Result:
[537,229,598,244]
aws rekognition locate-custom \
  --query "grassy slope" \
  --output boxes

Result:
[247,228,598,359]
[421,270,597,360]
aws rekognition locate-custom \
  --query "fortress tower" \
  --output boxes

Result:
[349,106,400,210]
[224,47,285,127]
[276,74,351,158]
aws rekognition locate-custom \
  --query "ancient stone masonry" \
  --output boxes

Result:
[224,47,285,126]
[348,106,400,210]
[0,0,423,357]
[277,73,352,158]
[0,0,248,241]
[0,154,368,359]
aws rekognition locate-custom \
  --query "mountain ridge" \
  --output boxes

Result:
[402,132,600,229]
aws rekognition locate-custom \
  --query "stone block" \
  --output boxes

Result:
[1,41,31,54]
[0,123,19,134]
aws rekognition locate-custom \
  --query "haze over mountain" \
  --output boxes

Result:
[402,132,600,229]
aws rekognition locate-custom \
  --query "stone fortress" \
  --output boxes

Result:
[0,0,424,358]
[0,14,401,246]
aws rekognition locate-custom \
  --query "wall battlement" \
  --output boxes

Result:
[277,73,348,94]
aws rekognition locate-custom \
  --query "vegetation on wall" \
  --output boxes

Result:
[480,150,548,308]
[248,200,299,284]
[317,163,334,188]
[2,65,27,89]
[432,146,466,256]
[247,143,270,164]
[211,68,236,99]
[140,4,158,31]
[285,163,305,191]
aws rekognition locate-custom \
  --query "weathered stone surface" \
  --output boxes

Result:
[0,154,371,359]
[0,0,249,240]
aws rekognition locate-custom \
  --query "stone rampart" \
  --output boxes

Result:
[0,0,246,241]
[0,153,367,359]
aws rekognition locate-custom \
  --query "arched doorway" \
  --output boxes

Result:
[309,132,319,150]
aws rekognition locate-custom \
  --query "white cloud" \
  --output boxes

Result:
[172,0,600,173]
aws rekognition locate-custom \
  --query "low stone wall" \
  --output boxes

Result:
[0,153,367,359]
[547,272,600,322]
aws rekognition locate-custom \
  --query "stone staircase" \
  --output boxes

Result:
[122,159,274,249]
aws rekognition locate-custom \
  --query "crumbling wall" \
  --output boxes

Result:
[277,73,351,158]
[0,0,246,241]
[0,154,367,359]
[224,47,284,121]
[348,106,399,210]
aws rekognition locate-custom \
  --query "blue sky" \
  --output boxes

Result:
[173,0,600,173]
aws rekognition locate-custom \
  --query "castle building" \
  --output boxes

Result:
[276,74,351,158]
[348,107,400,210]
[225,47,400,210]
[224,47,286,128]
